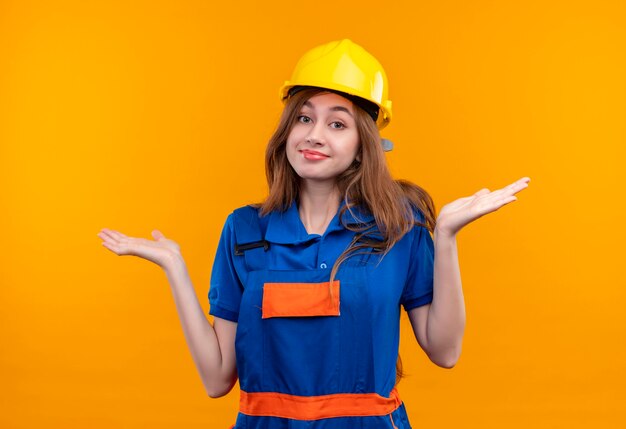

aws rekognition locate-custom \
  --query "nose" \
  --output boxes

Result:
[304,121,325,146]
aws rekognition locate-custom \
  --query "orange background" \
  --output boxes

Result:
[1,1,625,428]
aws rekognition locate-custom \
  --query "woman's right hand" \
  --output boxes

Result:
[98,227,239,397]
[97,228,182,270]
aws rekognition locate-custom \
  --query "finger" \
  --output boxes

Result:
[508,177,531,190]
[474,188,490,196]
[481,184,522,204]
[483,186,523,203]
[100,228,128,241]
[98,229,120,243]
[493,195,518,209]
[152,230,165,240]
[108,229,128,240]
[501,196,518,208]
[101,240,123,255]
[490,179,529,198]
[106,236,144,256]
[508,180,529,195]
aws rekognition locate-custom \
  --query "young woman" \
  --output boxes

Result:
[98,39,530,428]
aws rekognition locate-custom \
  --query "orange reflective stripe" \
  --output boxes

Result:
[239,388,402,420]
[262,281,340,319]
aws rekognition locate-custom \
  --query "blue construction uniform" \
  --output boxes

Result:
[208,201,435,428]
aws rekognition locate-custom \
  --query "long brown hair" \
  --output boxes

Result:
[260,87,437,381]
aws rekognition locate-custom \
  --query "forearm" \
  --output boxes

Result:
[426,229,466,367]
[162,255,236,396]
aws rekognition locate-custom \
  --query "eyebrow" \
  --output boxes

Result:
[303,100,353,117]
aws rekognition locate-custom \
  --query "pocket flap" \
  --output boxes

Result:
[262,281,340,319]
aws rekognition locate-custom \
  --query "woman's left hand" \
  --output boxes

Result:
[435,176,531,238]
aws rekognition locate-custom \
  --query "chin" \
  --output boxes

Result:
[294,172,337,184]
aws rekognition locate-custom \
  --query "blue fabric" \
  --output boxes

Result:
[208,201,434,428]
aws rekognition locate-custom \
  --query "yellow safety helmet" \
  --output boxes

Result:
[279,39,393,130]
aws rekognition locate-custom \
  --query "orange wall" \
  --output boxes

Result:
[1,1,625,428]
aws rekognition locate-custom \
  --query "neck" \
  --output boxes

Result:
[298,180,341,235]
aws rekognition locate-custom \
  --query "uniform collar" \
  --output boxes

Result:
[264,200,375,245]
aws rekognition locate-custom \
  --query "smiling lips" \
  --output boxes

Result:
[300,149,329,161]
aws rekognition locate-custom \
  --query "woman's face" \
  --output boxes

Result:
[286,92,360,186]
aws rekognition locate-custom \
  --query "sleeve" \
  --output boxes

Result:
[400,220,435,312]
[208,214,244,322]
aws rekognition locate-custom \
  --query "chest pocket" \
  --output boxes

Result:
[262,280,340,318]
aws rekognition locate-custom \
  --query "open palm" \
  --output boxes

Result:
[97,228,182,269]
[436,176,531,237]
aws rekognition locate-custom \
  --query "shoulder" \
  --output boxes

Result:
[231,204,271,224]
[226,204,274,244]
[217,205,263,236]
[232,203,261,215]
[402,206,433,249]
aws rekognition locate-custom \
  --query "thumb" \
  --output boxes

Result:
[151,230,166,241]
[474,188,490,197]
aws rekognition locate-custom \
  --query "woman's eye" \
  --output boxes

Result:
[297,115,311,124]
[330,122,345,129]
